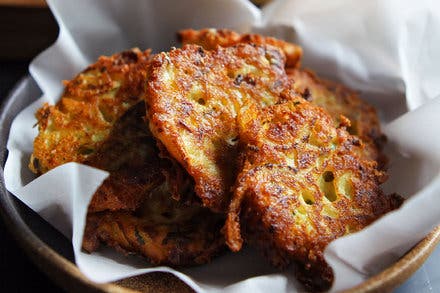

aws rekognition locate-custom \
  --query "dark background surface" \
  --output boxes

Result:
[0,4,62,292]
[0,60,62,292]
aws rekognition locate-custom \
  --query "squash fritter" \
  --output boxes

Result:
[178,28,302,68]
[179,29,385,164]
[146,44,290,212]
[287,68,386,163]
[225,95,402,291]
[29,49,156,212]
[83,182,225,266]
[30,48,151,174]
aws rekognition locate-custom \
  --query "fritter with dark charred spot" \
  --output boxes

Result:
[287,68,385,163]
[178,28,302,68]
[225,95,402,291]
[146,44,290,212]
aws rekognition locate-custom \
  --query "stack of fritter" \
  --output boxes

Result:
[30,49,225,266]
[30,29,402,291]
[147,43,290,212]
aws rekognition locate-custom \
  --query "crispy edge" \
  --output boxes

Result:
[178,28,302,68]
[287,68,386,164]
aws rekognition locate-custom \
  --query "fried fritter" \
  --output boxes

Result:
[30,49,151,173]
[81,104,224,265]
[179,29,385,164]
[83,183,225,266]
[146,44,290,212]
[29,49,161,212]
[225,95,402,291]
[178,28,302,68]
[287,68,385,163]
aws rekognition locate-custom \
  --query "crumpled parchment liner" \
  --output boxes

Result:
[4,0,440,292]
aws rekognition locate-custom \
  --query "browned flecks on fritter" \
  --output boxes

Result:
[287,68,386,164]
[146,43,290,212]
[224,94,402,291]
[178,28,302,68]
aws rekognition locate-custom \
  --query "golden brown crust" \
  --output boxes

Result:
[178,28,302,68]
[287,68,386,163]
[146,44,290,212]
[225,96,402,291]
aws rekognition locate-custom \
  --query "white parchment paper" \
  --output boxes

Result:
[4,0,440,292]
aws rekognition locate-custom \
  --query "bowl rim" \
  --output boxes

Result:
[1,77,439,293]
